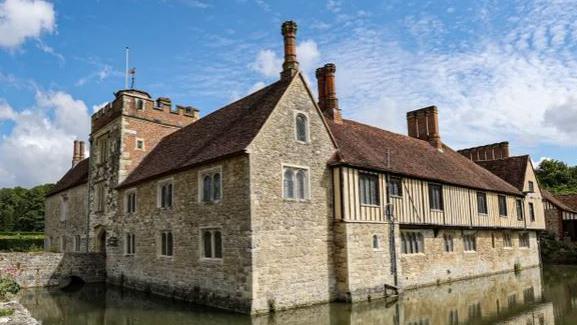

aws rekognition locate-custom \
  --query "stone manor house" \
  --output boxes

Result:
[44,21,545,314]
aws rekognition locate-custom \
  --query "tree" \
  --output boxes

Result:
[536,159,577,194]
[0,184,54,232]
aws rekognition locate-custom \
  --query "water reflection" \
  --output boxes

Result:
[19,266,562,324]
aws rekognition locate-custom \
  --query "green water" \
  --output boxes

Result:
[18,266,577,324]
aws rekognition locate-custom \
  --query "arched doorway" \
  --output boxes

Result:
[96,228,106,255]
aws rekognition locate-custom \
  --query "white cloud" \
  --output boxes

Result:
[0,0,55,49]
[0,91,90,187]
[533,156,552,168]
[0,101,16,120]
[76,64,115,86]
[247,81,265,94]
[251,40,320,80]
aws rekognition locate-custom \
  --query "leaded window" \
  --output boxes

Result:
[283,166,309,201]
[498,195,507,216]
[463,234,476,251]
[125,233,135,255]
[401,232,424,254]
[161,231,173,256]
[429,183,444,211]
[295,113,308,143]
[359,172,379,206]
[516,199,524,220]
[477,192,488,214]
[444,234,454,252]
[202,228,223,259]
[388,177,402,197]
[201,170,222,203]
[158,181,173,209]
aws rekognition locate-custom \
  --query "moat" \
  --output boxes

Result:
[16,265,577,324]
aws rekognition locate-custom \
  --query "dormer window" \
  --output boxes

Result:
[295,112,309,143]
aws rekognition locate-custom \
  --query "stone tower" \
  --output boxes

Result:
[88,89,199,252]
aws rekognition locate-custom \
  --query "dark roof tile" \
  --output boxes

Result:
[46,158,89,197]
[475,156,529,191]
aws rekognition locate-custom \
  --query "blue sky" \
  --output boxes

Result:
[0,0,576,187]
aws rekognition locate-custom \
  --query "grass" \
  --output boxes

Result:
[0,232,44,240]
[0,308,13,317]
[0,233,44,252]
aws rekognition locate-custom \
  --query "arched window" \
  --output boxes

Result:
[212,173,221,201]
[296,170,307,200]
[284,169,295,199]
[203,175,212,202]
[372,235,379,249]
[295,113,308,142]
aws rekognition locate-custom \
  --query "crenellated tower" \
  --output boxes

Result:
[88,89,199,252]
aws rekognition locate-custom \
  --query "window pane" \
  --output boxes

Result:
[360,173,379,205]
[167,233,173,256]
[284,169,295,199]
[296,114,307,142]
[161,233,166,255]
[161,185,167,208]
[373,235,379,249]
[214,231,222,258]
[203,231,212,258]
[213,173,221,201]
[203,175,212,202]
[296,170,307,200]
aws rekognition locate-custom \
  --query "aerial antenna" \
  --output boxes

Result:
[124,47,129,89]
[129,67,136,89]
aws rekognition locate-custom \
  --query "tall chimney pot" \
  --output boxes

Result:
[72,140,81,167]
[280,20,299,80]
[316,67,326,111]
[315,63,342,124]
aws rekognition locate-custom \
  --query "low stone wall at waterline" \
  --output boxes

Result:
[0,252,105,288]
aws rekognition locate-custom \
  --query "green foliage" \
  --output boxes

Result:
[536,159,577,194]
[0,184,54,232]
[0,278,20,301]
[0,237,44,252]
[0,308,14,317]
[540,232,577,264]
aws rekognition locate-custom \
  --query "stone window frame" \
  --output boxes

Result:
[519,232,530,248]
[503,232,513,248]
[282,164,311,202]
[156,178,174,209]
[60,194,69,222]
[200,227,224,262]
[125,232,136,256]
[463,233,476,253]
[198,166,223,204]
[443,233,454,253]
[59,236,66,252]
[135,138,145,151]
[400,230,424,255]
[372,234,382,251]
[135,98,145,111]
[95,182,106,213]
[293,110,310,144]
[159,231,174,257]
[125,188,137,214]
[73,235,81,252]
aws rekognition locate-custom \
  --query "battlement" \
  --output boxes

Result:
[91,89,200,133]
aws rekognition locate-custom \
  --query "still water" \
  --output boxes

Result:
[17,266,577,324]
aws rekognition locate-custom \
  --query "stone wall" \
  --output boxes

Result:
[334,222,398,302]
[544,207,563,239]
[398,229,540,289]
[106,155,253,313]
[248,75,337,313]
[44,184,88,253]
[0,253,105,288]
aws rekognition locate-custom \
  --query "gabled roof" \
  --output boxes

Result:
[327,119,522,195]
[542,190,577,213]
[46,158,89,197]
[556,194,577,212]
[475,155,530,191]
[118,77,292,189]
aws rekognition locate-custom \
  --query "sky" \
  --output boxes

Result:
[0,0,576,188]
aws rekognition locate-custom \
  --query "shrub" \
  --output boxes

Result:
[540,232,577,264]
[0,238,44,252]
[0,308,14,317]
[0,278,19,300]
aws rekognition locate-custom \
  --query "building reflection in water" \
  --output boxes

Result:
[19,266,555,325]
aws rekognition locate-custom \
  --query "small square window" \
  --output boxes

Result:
[135,98,144,110]
[136,139,145,150]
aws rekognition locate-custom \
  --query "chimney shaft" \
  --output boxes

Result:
[457,141,510,161]
[72,140,80,167]
[281,21,299,79]
[406,106,442,150]
[78,141,85,161]
[315,63,342,124]
[316,67,326,111]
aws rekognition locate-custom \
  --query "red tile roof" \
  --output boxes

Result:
[118,77,292,189]
[475,155,529,191]
[46,158,89,197]
[542,190,577,213]
[327,119,522,195]
[556,194,577,212]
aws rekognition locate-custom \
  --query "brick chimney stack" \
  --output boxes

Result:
[315,63,342,124]
[406,106,442,150]
[458,142,510,161]
[280,20,299,80]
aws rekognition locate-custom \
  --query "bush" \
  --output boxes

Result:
[540,232,577,264]
[0,308,14,317]
[0,279,19,300]
[0,238,44,252]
